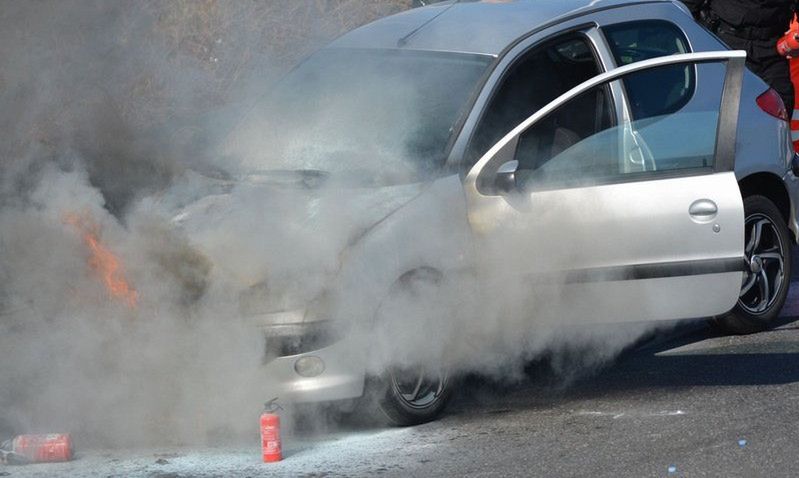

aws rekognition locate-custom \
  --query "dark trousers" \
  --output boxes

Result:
[717,31,795,112]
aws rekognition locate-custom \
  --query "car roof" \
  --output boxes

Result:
[328,0,676,56]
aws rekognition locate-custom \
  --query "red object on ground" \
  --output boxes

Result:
[11,434,73,463]
[260,404,282,463]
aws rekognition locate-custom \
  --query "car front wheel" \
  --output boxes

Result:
[371,268,454,425]
[712,195,792,334]
[378,364,452,426]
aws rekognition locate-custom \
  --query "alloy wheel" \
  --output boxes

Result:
[389,365,448,409]
[739,213,786,315]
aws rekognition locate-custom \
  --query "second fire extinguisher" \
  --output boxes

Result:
[1,433,73,464]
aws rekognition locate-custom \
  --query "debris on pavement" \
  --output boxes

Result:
[1,448,30,465]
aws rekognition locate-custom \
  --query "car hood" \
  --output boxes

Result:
[171,175,425,313]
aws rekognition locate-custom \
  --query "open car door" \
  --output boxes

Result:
[465,51,746,323]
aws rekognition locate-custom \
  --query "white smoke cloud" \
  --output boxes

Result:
[0,0,666,447]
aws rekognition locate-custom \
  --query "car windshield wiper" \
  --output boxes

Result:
[242,169,330,189]
[397,0,461,47]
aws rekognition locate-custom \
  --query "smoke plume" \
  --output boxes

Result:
[0,0,663,447]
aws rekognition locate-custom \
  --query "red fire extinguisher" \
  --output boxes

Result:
[1,434,73,464]
[260,398,282,463]
[777,28,799,57]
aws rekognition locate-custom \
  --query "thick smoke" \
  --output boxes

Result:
[0,0,410,445]
[1,0,662,447]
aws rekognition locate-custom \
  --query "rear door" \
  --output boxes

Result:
[464,51,747,323]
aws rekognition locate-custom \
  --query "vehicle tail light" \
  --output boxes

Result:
[756,88,789,121]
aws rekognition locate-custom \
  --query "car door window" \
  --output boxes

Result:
[467,34,612,165]
[602,21,693,119]
[511,22,724,191]
[513,62,725,191]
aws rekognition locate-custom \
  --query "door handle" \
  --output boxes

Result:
[689,199,718,223]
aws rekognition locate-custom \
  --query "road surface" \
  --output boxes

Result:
[4,288,799,477]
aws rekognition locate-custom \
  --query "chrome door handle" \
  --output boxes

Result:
[689,199,718,223]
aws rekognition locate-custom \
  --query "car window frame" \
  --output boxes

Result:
[510,19,732,193]
[516,121,718,194]
[447,1,726,178]
[601,19,693,67]
[599,19,697,121]
[464,51,746,196]
[460,26,611,172]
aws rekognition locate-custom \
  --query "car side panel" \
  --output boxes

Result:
[330,174,474,374]
[467,172,744,323]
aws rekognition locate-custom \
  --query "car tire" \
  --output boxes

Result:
[370,268,454,426]
[712,195,792,334]
[377,365,453,426]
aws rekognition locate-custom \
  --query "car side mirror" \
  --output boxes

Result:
[494,160,518,193]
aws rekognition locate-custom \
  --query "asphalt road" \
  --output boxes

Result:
[5,286,799,477]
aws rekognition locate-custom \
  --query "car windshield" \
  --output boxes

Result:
[224,48,492,186]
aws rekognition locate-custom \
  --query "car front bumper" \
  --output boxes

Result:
[253,310,367,403]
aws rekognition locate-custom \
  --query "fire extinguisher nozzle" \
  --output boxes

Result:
[264,397,283,413]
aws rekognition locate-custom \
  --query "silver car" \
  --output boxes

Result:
[220,0,799,425]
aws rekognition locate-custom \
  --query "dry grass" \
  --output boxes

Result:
[148,0,411,92]
[111,0,413,138]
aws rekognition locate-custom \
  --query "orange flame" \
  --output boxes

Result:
[64,212,138,308]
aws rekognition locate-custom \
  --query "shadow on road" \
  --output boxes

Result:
[446,312,799,417]
[303,287,799,432]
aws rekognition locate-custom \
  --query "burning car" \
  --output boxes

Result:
[176,0,799,425]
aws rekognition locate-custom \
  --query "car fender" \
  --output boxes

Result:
[328,174,473,367]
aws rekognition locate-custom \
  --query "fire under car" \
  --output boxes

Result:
[177,0,799,425]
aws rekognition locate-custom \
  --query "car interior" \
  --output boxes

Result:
[468,34,613,182]
[469,22,708,191]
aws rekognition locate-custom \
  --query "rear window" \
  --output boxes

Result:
[602,21,694,120]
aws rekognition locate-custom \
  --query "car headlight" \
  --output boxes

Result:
[294,356,325,377]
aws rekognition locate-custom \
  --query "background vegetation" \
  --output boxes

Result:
[0,0,413,212]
